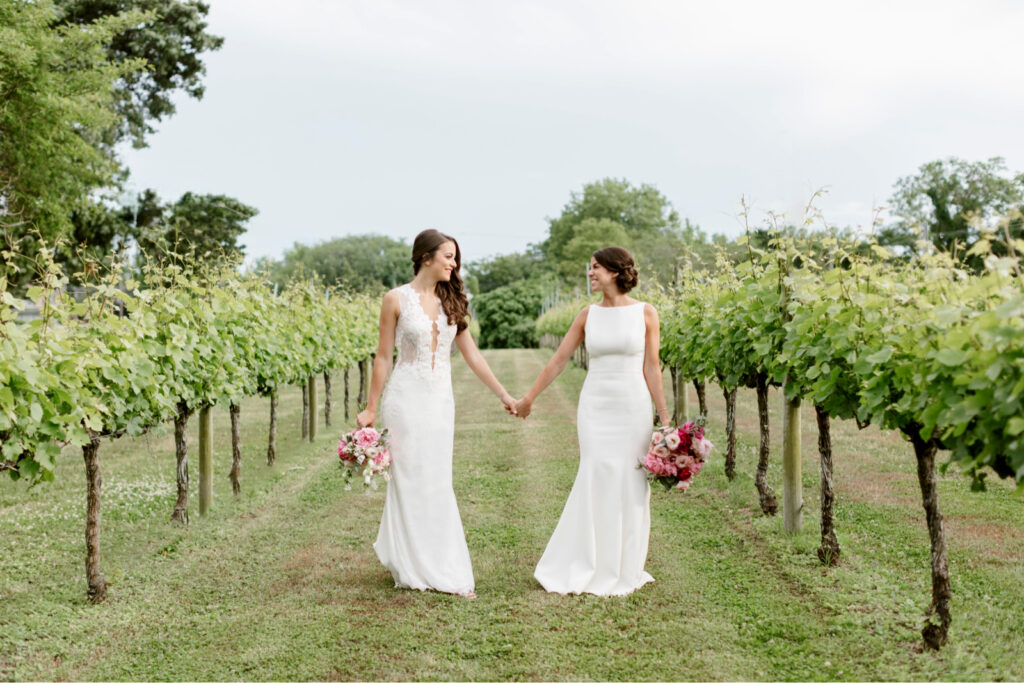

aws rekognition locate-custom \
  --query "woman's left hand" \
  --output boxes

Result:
[501,393,519,417]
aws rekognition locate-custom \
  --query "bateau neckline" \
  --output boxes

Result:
[592,301,644,309]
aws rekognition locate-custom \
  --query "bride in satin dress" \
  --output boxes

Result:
[357,229,517,598]
[516,246,671,596]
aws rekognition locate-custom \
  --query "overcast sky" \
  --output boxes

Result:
[119,0,1024,265]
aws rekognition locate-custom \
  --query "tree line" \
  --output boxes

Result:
[1,0,255,283]
[265,160,1024,350]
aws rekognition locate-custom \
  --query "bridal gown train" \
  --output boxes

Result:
[374,283,474,595]
[534,302,654,596]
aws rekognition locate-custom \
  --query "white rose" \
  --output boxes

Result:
[665,432,681,451]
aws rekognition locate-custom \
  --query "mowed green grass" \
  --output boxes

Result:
[1,351,1023,681]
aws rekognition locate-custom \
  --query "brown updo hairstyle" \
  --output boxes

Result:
[592,246,639,293]
[411,229,470,333]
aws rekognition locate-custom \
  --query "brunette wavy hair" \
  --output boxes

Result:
[592,246,639,293]
[411,229,470,333]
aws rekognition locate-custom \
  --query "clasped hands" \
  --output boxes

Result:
[500,393,532,419]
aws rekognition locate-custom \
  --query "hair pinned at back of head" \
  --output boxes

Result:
[592,246,638,293]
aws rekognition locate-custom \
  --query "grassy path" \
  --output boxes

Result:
[1,350,1023,680]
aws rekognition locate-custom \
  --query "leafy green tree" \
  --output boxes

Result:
[53,0,224,148]
[465,248,547,294]
[559,218,632,280]
[270,234,411,292]
[473,278,546,349]
[543,178,685,285]
[880,157,1024,263]
[60,198,134,274]
[0,1,146,282]
[137,192,258,265]
[543,178,680,260]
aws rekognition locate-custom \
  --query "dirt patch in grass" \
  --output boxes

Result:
[945,517,1024,563]
[838,470,920,508]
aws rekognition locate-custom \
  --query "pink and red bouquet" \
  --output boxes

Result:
[640,418,713,491]
[338,426,391,490]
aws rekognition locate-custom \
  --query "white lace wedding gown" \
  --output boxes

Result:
[374,283,474,595]
[534,302,655,595]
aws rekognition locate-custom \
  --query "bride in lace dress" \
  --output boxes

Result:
[516,246,671,596]
[357,229,517,597]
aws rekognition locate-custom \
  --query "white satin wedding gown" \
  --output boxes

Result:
[534,302,655,595]
[374,283,474,595]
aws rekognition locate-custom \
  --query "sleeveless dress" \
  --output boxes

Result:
[534,302,655,596]
[373,283,475,595]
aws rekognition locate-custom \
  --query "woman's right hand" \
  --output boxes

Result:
[356,409,375,428]
[515,398,532,419]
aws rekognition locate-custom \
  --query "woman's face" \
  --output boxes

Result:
[424,241,458,281]
[588,258,616,292]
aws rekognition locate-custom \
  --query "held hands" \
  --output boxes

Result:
[514,397,532,419]
[498,391,531,419]
[500,393,518,417]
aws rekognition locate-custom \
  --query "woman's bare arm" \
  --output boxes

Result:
[515,307,588,418]
[455,329,517,415]
[642,303,671,426]
[356,290,399,427]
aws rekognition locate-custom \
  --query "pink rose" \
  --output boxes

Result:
[664,431,681,452]
[653,444,671,459]
[673,453,693,469]
[354,427,380,449]
[651,431,665,446]
[644,454,676,477]
[696,437,713,459]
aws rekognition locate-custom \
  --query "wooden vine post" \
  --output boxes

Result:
[198,405,213,515]
[307,374,318,441]
[301,379,310,439]
[229,403,242,495]
[171,401,192,524]
[267,388,278,466]
[692,379,707,416]
[672,367,689,425]
[816,406,840,564]
[323,370,332,427]
[722,387,738,480]
[908,425,952,649]
[781,385,802,533]
[357,357,369,407]
[343,366,351,420]
[82,431,106,602]
[754,374,778,515]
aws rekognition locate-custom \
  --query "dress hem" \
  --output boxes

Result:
[533,572,655,597]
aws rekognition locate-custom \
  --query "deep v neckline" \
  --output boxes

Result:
[408,284,441,326]
[406,284,442,370]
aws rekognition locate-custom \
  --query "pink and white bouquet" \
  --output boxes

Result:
[338,426,392,490]
[640,417,713,491]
